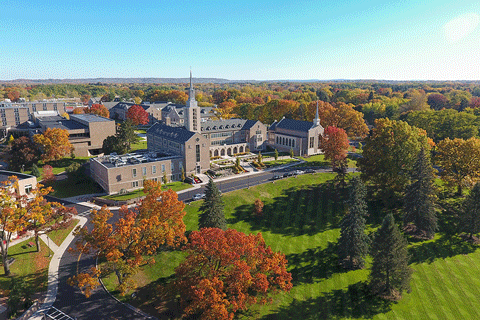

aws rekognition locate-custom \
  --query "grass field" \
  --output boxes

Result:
[48,218,79,246]
[102,171,480,319]
[0,239,52,296]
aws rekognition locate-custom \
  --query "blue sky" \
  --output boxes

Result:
[1,0,479,80]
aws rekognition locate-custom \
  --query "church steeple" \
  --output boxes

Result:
[314,100,320,127]
[185,70,200,132]
[188,69,195,102]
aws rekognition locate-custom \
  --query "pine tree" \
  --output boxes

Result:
[274,149,279,161]
[338,177,369,269]
[404,149,437,239]
[31,163,41,178]
[199,179,227,230]
[460,182,480,239]
[290,147,294,158]
[370,214,412,299]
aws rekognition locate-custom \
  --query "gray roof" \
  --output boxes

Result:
[274,118,317,132]
[200,119,257,133]
[0,170,35,182]
[147,123,196,143]
[39,118,87,130]
[70,114,113,123]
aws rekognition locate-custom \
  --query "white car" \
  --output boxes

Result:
[192,193,206,201]
[294,170,305,175]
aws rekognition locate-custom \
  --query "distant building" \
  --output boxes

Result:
[36,113,116,157]
[109,102,163,124]
[267,103,324,156]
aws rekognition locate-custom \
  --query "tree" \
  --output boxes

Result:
[199,179,227,230]
[290,147,294,158]
[181,166,186,182]
[312,101,369,138]
[257,151,263,164]
[274,148,279,161]
[427,93,448,110]
[0,177,31,276]
[404,149,437,239]
[31,163,41,178]
[358,118,432,194]
[253,198,264,216]
[86,103,109,118]
[126,104,149,125]
[460,182,480,239]
[338,177,369,269]
[436,137,480,195]
[102,135,126,155]
[162,171,168,185]
[370,214,412,299]
[68,180,187,295]
[117,119,138,152]
[320,126,349,169]
[72,107,84,114]
[9,136,40,171]
[33,128,74,162]
[42,165,55,182]
[174,228,292,320]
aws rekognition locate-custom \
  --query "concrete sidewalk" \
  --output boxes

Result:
[31,216,88,320]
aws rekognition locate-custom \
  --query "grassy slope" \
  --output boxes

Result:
[102,182,193,201]
[104,164,480,319]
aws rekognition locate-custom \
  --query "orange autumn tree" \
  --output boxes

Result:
[34,128,74,162]
[68,179,187,296]
[85,103,110,118]
[320,126,350,169]
[174,228,292,320]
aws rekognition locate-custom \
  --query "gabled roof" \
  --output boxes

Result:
[200,119,259,132]
[275,118,316,132]
[147,123,196,143]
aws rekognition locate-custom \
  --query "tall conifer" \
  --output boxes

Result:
[338,177,369,269]
[199,179,227,230]
[370,214,412,299]
[461,182,480,239]
[404,148,437,238]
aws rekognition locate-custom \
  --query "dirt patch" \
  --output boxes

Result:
[459,234,480,244]
[403,224,433,241]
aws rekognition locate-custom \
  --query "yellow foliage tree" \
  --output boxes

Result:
[436,137,480,195]
[33,128,74,162]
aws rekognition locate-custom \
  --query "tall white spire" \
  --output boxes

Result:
[314,100,320,127]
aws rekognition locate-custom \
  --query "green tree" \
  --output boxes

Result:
[181,166,185,182]
[117,119,138,152]
[338,177,370,269]
[370,214,412,299]
[31,163,41,178]
[274,148,279,161]
[199,179,227,230]
[358,118,432,195]
[404,149,437,239]
[257,151,263,164]
[102,135,126,155]
[460,182,480,239]
[162,171,168,185]
[290,147,294,158]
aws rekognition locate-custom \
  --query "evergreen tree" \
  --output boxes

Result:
[404,149,437,239]
[274,148,279,161]
[31,163,41,178]
[338,177,369,269]
[290,147,294,158]
[460,182,480,239]
[199,179,227,230]
[370,214,412,299]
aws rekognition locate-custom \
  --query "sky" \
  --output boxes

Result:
[1,0,480,81]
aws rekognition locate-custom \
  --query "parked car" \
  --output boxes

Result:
[283,172,293,178]
[294,170,305,175]
[305,168,315,173]
[272,175,282,180]
[192,193,206,201]
[184,177,194,184]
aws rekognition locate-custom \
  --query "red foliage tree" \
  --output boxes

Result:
[72,107,84,114]
[174,228,292,320]
[126,104,149,125]
[427,93,448,110]
[86,104,110,118]
[320,126,350,169]
[469,96,480,109]
[42,165,55,182]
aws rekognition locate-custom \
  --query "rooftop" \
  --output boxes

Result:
[70,114,113,123]
[274,118,319,132]
[147,122,197,143]
[94,150,181,169]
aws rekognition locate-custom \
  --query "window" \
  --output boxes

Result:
[256,130,262,134]
[161,164,166,172]
[171,162,174,172]
[132,168,137,177]
[152,165,156,174]
[142,167,147,176]
[196,144,201,162]
[179,161,183,169]
[132,181,139,188]
[309,137,314,148]
[24,184,32,194]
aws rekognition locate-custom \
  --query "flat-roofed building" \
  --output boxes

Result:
[90,151,184,194]
[0,170,37,196]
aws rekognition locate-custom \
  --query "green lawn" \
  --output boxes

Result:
[102,181,193,201]
[101,171,480,320]
[46,176,104,198]
[0,239,52,296]
[131,140,147,151]
[297,154,357,168]
[48,218,79,246]
[263,158,299,168]
[31,157,91,176]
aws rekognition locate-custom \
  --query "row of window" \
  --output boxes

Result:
[276,136,295,148]
[131,162,183,178]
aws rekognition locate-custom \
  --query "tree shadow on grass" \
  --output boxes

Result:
[228,181,347,236]
[409,234,478,264]
[286,242,346,285]
[262,281,392,320]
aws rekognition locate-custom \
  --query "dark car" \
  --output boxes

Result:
[272,175,282,180]
[283,172,293,178]
[305,168,315,173]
